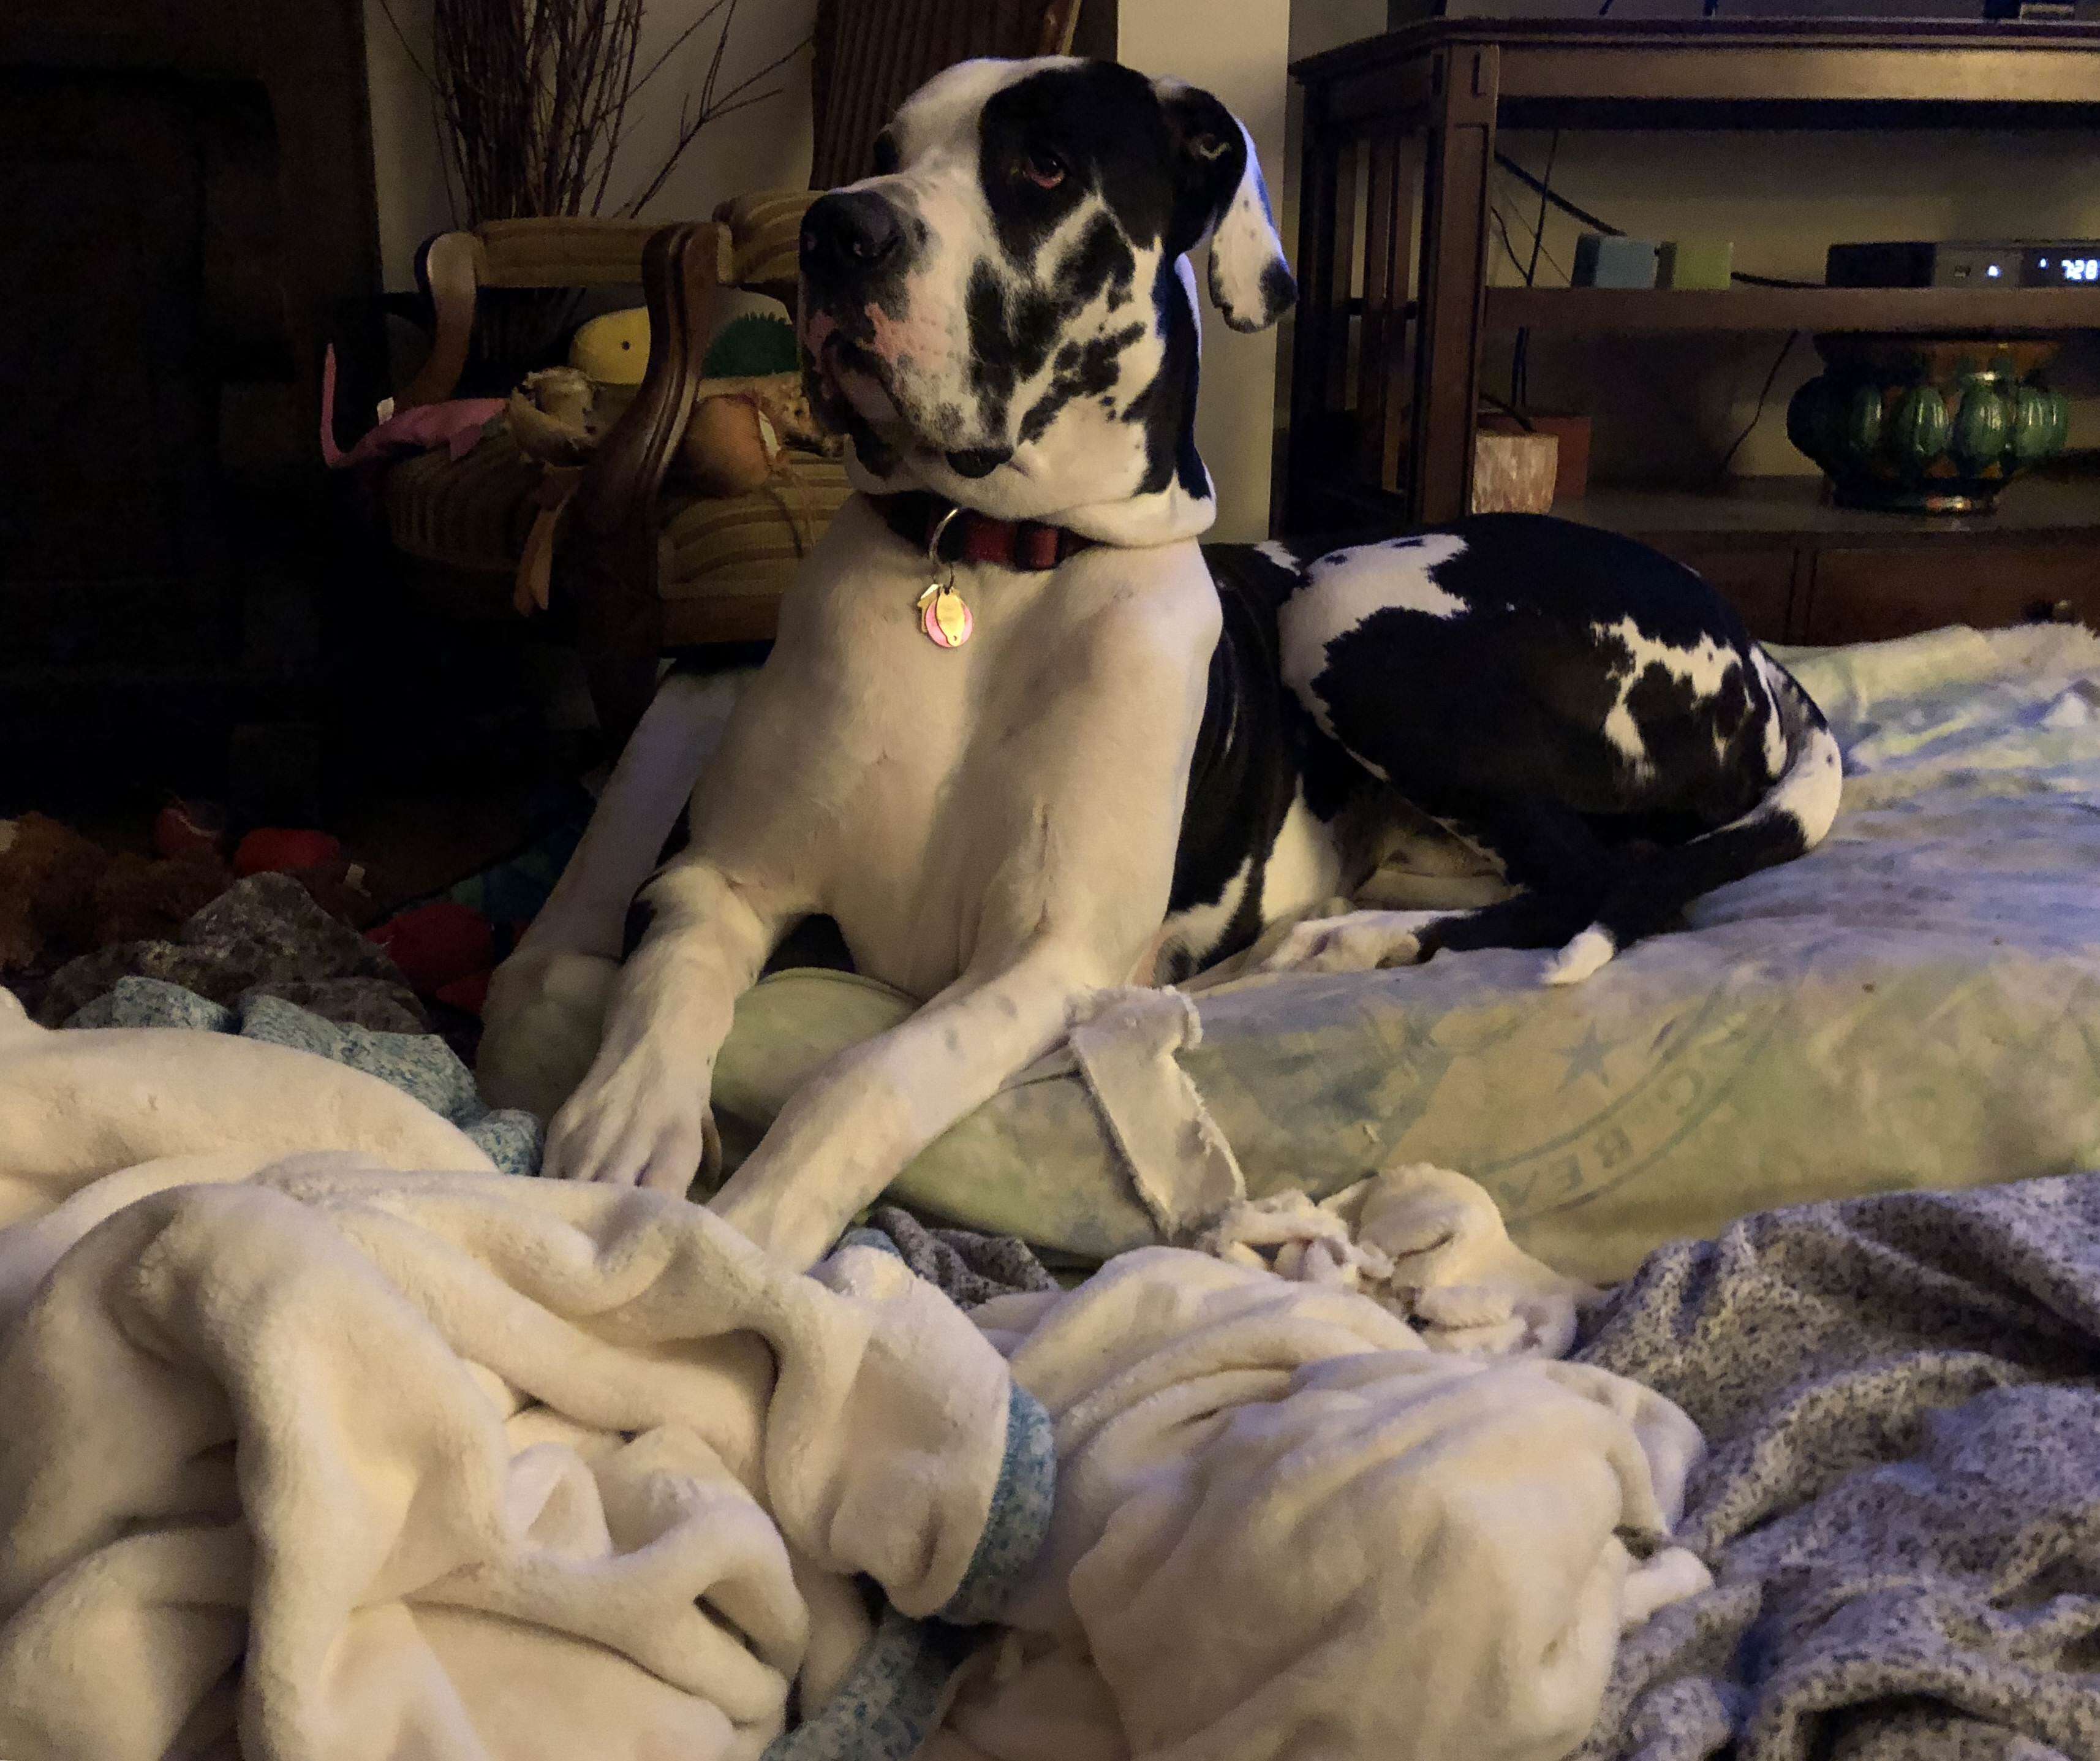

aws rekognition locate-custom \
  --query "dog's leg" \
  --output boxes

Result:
[706,938,1108,1271]
[1258,907,1457,975]
[478,669,752,1118]
[1261,798,1616,979]
[540,852,793,1191]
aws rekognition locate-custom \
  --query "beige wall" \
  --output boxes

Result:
[361,0,817,290]
[1119,0,1295,540]
[1285,1,2100,491]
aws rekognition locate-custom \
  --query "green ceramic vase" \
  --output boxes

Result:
[1785,336,2069,514]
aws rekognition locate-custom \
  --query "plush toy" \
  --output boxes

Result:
[679,384,792,497]
[233,828,344,879]
[153,800,227,863]
[319,346,504,469]
[367,899,496,996]
[568,308,652,385]
[0,815,103,972]
[701,311,799,379]
[566,303,799,386]
[0,813,233,975]
[87,850,235,950]
[505,366,625,467]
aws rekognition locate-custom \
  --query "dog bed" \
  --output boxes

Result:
[709,622,2100,1282]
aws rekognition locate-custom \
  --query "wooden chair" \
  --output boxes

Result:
[375,209,849,741]
[379,0,1093,744]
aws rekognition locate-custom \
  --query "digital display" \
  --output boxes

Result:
[2033,252,2100,285]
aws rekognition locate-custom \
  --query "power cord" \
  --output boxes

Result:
[1492,151,1819,289]
[1511,129,1562,409]
[1717,331,1801,479]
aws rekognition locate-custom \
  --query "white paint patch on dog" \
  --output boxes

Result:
[1280,534,1470,740]
[1159,854,1253,975]
[1260,790,1343,923]
[1543,925,1616,987]
[1591,616,1740,779]
[1751,648,1798,778]
[1764,707,1845,848]
[1261,907,1446,975]
[1254,540,1297,570]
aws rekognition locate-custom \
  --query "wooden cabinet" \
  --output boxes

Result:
[1549,474,2100,645]
[1641,545,1799,644]
[1804,546,2100,645]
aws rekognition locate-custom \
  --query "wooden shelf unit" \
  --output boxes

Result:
[1483,286,2100,334]
[1283,17,2100,641]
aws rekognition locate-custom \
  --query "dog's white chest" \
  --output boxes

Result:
[780,534,1142,997]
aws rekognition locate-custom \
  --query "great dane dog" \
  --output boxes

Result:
[479,56,1841,1269]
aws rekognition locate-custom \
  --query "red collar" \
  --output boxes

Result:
[874,491,1097,572]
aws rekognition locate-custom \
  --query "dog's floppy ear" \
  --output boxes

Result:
[1155,80,1295,333]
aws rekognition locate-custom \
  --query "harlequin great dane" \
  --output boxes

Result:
[478,56,1841,1269]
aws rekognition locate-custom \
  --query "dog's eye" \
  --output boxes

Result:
[871,131,900,176]
[1019,148,1067,191]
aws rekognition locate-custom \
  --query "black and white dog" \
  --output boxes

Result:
[478,57,1840,1267]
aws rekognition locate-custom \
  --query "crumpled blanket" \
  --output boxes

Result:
[31,872,423,1031]
[1575,1170,2100,1761]
[934,1250,1709,1761]
[867,1206,1060,1307]
[1198,1159,1599,1357]
[67,974,541,1177]
[0,1155,1048,1761]
[1,988,1714,1761]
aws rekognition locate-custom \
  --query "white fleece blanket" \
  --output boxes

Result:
[944,1253,1708,1761]
[0,989,1707,1761]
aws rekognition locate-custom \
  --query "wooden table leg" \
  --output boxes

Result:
[1356,129,1418,494]
[1286,90,1358,532]
[1410,43,1498,525]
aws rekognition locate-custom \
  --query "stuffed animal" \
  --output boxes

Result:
[0,814,233,975]
[503,312,839,615]
[565,303,799,385]
[568,307,652,385]
[319,346,504,469]
[505,367,622,467]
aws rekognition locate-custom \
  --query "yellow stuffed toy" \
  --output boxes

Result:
[568,308,652,385]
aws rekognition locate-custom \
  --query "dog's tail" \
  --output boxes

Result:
[1543,649,1843,985]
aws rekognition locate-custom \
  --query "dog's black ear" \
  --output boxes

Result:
[1155,80,1294,333]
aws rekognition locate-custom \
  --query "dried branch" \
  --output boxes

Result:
[407,0,807,230]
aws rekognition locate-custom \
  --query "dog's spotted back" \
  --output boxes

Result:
[1158,514,1843,982]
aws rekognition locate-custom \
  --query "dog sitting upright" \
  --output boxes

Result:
[479,57,1841,1268]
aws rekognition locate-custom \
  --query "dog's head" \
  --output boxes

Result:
[798,58,1293,545]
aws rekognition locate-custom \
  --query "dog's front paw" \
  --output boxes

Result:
[543,1047,712,1194]
[1258,909,1445,975]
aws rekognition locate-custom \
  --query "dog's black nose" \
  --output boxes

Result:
[801,192,904,281]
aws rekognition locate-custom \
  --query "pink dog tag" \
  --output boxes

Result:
[920,584,973,648]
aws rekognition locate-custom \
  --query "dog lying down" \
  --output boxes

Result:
[479,56,1840,1268]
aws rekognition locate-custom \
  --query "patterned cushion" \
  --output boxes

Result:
[660,456,854,604]
[715,189,821,292]
[383,425,850,629]
[383,426,543,576]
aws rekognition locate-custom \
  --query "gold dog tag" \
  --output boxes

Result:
[921,581,973,648]
[918,506,972,649]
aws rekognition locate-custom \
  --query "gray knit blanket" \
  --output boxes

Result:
[1576,1173,2100,1761]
